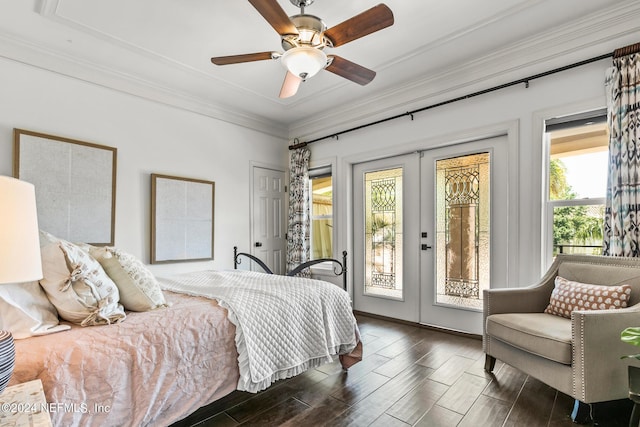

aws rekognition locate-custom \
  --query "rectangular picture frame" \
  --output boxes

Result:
[151,173,215,264]
[13,128,117,245]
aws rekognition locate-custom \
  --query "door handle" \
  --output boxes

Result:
[421,244,432,250]
[255,242,263,247]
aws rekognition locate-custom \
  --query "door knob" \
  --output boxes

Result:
[255,242,263,247]
[421,244,432,250]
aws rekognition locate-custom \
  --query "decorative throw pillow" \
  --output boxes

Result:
[89,246,167,311]
[0,281,71,339]
[544,276,632,319]
[39,241,126,326]
[39,229,61,247]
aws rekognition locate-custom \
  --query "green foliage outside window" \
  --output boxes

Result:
[550,159,603,255]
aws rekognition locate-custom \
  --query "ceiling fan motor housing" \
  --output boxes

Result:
[281,14,328,51]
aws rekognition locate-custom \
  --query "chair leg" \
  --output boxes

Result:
[630,402,640,427]
[571,399,592,424]
[484,355,496,372]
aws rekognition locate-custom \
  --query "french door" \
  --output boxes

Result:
[420,137,509,333]
[353,154,420,322]
[353,136,510,333]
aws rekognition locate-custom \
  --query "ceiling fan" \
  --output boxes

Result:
[211,0,394,98]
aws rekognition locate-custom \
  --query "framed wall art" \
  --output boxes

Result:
[151,173,215,264]
[13,129,117,245]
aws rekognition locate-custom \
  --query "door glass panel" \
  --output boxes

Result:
[364,167,403,299]
[435,153,490,310]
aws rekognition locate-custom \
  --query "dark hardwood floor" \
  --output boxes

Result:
[178,314,633,427]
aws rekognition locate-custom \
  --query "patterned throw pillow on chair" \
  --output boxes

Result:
[544,276,631,319]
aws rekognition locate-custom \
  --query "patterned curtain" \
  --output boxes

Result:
[603,52,640,256]
[286,147,311,273]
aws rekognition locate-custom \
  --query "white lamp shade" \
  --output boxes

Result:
[0,176,42,283]
[281,46,327,79]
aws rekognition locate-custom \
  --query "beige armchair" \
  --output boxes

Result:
[483,254,640,421]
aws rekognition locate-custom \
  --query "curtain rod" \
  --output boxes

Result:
[288,51,615,151]
[614,42,640,58]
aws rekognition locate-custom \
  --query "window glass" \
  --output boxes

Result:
[310,174,332,259]
[547,121,608,258]
[549,123,608,200]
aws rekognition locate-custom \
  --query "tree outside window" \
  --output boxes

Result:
[550,158,604,256]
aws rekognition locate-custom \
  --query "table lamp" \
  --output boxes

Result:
[0,176,42,394]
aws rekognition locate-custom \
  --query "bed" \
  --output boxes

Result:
[3,239,361,427]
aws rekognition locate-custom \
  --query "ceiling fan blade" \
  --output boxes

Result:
[211,52,274,65]
[279,71,303,98]
[249,0,299,36]
[326,56,376,86]
[324,4,394,47]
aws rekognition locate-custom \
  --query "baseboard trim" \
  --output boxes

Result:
[353,310,482,341]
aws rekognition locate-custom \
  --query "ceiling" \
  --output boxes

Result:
[0,0,639,141]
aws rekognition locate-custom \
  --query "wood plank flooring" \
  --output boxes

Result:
[176,314,633,427]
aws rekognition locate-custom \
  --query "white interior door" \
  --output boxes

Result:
[352,154,420,322]
[420,136,510,334]
[252,166,286,274]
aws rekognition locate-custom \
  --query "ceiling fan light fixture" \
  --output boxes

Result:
[298,28,320,45]
[281,46,327,79]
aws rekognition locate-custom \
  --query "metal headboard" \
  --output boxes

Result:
[233,246,348,290]
[233,246,274,274]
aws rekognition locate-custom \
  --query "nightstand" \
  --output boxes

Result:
[0,379,53,427]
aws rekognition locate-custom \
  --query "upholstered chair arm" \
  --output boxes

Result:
[484,257,561,317]
[483,284,555,317]
[572,305,640,403]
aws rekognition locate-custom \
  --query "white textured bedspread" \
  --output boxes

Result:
[159,270,360,393]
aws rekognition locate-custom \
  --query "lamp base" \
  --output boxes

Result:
[0,330,15,394]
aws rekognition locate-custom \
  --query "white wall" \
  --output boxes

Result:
[0,53,614,288]
[310,58,611,288]
[0,57,288,276]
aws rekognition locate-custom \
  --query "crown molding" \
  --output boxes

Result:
[289,0,640,140]
[38,0,295,108]
[1,1,291,139]
[381,0,542,69]
[5,0,638,142]
[0,31,288,138]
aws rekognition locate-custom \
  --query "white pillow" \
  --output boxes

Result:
[89,246,167,312]
[39,229,60,247]
[39,241,126,326]
[0,281,70,339]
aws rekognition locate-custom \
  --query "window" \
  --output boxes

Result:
[544,110,608,264]
[309,166,332,259]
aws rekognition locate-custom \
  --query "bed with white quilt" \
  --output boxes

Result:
[1,234,361,427]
